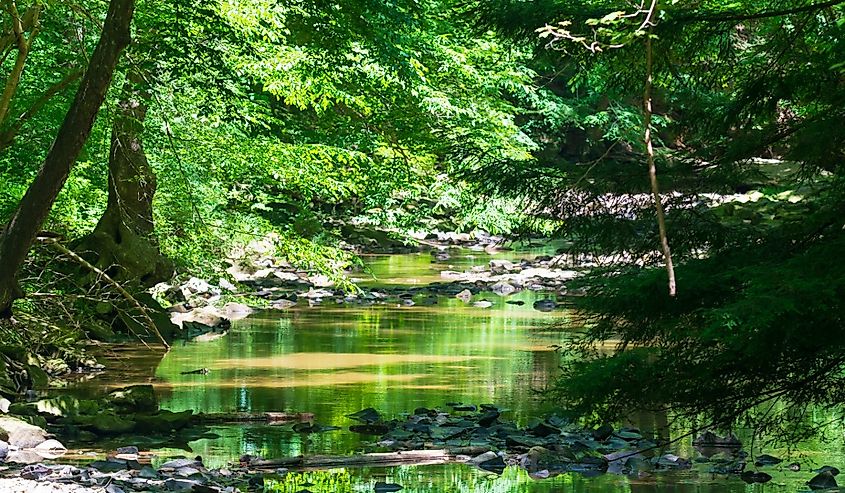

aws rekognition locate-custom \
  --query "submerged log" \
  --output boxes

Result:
[192,412,315,424]
[246,446,491,470]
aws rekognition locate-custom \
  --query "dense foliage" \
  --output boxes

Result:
[1,0,844,440]
[469,0,845,437]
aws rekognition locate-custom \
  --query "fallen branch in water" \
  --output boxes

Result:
[245,446,491,470]
[192,411,315,424]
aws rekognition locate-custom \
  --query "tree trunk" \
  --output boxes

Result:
[75,70,171,286]
[643,27,677,297]
[0,0,136,318]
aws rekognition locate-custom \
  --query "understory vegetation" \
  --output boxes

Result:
[0,0,844,444]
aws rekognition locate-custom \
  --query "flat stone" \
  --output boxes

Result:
[0,416,49,448]
[348,408,381,424]
[374,482,403,492]
[455,289,472,301]
[160,458,202,469]
[491,282,516,296]
[20,463,51,480]
[477,411,500,427]
[741,471,772,484]
[349,424,390,435]
[478,455,506,474]
[164,478,200,491]
[89,460,128,473]
[532,299,556,312]
[528,421,561,438]
[754,454,782,467]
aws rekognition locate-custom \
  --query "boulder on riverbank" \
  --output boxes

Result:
[0,416,50,448]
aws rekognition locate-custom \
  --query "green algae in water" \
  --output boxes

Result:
[263,465,751,493]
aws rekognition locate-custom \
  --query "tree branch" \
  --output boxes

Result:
[675,0,845,24]
[0,1,40,126]
[0,69,84,152]
[37,237,169,350]
[0,2,38,54]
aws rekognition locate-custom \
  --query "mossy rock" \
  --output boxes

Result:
[74,413,136,434]
[35,396,100,418]
[134,410,193,432]
[0,358,18,395]
[107,385,158,412]
[8,402,37,416]
[17,414,48,429]
[85,320,117,342]
[27,364,48,388]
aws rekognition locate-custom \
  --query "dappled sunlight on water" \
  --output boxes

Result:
[150,372,432,389]
[212,352,499,370]
[66,248,843,492]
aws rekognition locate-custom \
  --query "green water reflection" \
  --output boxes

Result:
[263,465,756,493]
[70,249,845,491]
[155,294,567,455]
[128,249,568,465]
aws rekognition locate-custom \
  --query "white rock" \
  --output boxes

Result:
[308,274,334,287]
[468,451,499,465]
[0,417,49,448]
[455,289,472,302]
[222,302,253,321]
[269,299,297,310]
[489,259,515,273]
[490,282,516,296]
[218,278,237,292]
[34,439,66,450]
[273,271,300,282]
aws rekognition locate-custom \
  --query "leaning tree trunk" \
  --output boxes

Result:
[75,70,171,286]
[643,26,677,297]
[0,0,136,318]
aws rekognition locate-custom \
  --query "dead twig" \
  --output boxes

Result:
[37,236,170,350]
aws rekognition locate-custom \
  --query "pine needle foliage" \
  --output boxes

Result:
[463,0,845,436]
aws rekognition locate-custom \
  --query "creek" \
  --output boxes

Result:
[62,247,845,492]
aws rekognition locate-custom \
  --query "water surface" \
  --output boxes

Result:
[68,248,845,492]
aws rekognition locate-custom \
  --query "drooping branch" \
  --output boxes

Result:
[0,69,84,151]
[38,237,169,349]
[535,0,677,295]
[675,0,845,24]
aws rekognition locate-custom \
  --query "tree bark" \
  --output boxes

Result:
[0,0,136,317]
[76,70,171,286]
[643,26,677,297]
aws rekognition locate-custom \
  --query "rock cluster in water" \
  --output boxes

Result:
[0,401,840,492]
[157,245,584,343]
[1,455,243,493]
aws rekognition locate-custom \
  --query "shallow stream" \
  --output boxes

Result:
[66,247,845,492]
